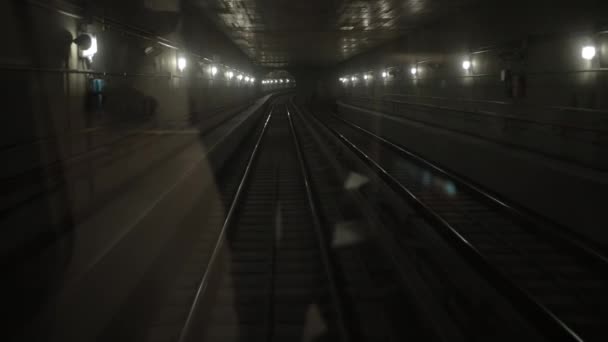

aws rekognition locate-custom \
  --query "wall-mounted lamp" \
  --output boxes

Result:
[177,57,187,72]
[208,65,218,76]
[462,60,472,71]
[144,46,159,56]
[410,67,418,75]
[582,45,596,60]
[226,71,234,79]
[237,74,244,81]
[74,33,98,62]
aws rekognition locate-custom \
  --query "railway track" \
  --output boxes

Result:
[173,102,347,342]
[312,109,608,342]
[103,97,586,342]
[292,102,558,341]
[91,97,275,342]
[122,98,450,342]
[289,103,457,341]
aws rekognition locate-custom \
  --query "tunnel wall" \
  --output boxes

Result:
[325,3,608,245]
[1,1,265,337]
[330,3,608,109]
[1,0,260,242]
[328,3,608,168]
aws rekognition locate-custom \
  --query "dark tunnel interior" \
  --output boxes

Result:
[3,0,608,341]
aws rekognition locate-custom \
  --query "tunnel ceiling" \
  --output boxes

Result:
[192,0,480,68]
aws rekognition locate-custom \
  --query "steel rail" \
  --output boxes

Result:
[286,106,352,342]
[329,112,608,269]
[176,106,274,342]
[291,102,461,342]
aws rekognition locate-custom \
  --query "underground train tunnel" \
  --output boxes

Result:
[3,0,608,341]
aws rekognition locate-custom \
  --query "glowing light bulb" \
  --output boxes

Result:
[410,67,417,75]
[81,34,98,61]
[462,60,471,71]
[582,46,596,60]
[177,57,187,72]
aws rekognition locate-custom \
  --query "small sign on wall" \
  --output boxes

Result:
[90,78,105,94]
[87,78,105,111]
